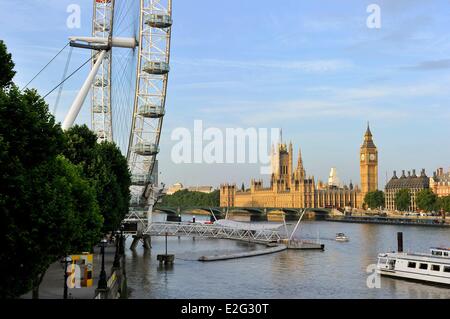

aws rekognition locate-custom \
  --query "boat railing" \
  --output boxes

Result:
[403,252,450,260]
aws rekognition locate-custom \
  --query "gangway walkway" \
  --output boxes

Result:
[144,221,283,243]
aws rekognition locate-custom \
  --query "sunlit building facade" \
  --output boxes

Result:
[221,126,378,209]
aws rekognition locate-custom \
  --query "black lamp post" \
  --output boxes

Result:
[60,256,72,299]
[97,239,108,290]
[119,224,125,255]
[113,230,121,268]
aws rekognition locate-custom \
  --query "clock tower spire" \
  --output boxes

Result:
[360,123,378,207]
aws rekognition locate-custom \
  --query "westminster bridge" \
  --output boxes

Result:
[153,206,333,222]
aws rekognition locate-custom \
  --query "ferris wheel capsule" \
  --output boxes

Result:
[133,143,160,156]
[94,77,109,87]
[92,104,108,113]
[143,61,170,75]
[138,104,165,118]
[131,174,154,186]
[145,14,173,28]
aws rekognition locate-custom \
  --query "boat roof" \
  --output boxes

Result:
[215,219,283,231]
[380,252,450,264]
[431,247,450,251]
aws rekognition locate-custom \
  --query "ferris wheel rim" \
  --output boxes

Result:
[86,0,172,204]
[91,0,115,143]
[127,0,172,202]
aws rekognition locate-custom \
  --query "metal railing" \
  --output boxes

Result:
[144,221,282,243]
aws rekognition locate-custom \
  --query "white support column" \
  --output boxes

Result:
[289,209,306,241]
[62,50,107,130]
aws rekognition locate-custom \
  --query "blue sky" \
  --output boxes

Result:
[1,0,450,188]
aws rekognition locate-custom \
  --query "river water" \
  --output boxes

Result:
[124,214,450,299]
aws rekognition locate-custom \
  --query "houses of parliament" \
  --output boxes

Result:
[220,125,378,209]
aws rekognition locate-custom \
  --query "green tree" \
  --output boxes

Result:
[416,189,438,212]
[437,196,450,214]
[0,88,102,298]
[0,40,15,88]
[364,190,385,209]
[24,156,102,298]
[0,43,103,298]
[395,189,411,212]
[63,125,131,232]
[90,142,131,231]
[63,124,98,168]
[159,189,220,207]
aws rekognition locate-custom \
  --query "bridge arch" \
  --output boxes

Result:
[155,207,179,215]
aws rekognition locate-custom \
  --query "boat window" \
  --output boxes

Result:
[407,262,416,268]
[419,263,428,270]
[444,266,450,273]
[432,250,443,256]
[445,252,448,257]
[431,265,440,271]
[378,258,387,264]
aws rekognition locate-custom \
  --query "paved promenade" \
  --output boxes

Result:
[22,243,118,299]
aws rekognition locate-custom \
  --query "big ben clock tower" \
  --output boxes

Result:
[360,123,378,206]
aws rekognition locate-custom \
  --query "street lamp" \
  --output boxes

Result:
[60,256,72,299]
[97,239,108,290]
[119,224,125,255]
[113,230,121,268]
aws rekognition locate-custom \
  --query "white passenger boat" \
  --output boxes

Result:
[335,233,349,242]
[377,247,450,286]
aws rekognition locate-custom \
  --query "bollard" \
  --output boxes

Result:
[397,232,403,253]
[157,232,174,266]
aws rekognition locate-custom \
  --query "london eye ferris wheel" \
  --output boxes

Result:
[61,0,172,212]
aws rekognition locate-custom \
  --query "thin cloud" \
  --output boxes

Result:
[173,58,353,73]
[400,59,450,71]
[197,79,450,126]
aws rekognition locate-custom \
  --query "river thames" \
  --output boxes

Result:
[124,214,450,299]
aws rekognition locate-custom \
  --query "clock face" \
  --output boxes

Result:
[370,154,376,161]
[361,154,365,161]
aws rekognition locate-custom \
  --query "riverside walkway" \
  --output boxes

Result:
[325,215,450,227]
[21,243,121,299]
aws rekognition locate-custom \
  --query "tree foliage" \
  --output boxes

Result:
[416,189,438,212]
[364,190,385,209]
[0,42,129,298]
[0,40,15,88]
[436,196,450,214]
[395,189,411,211]
[91,142,131,231]
[159,189,220,207]
[63,125,131,232]
[0,87,102,298]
